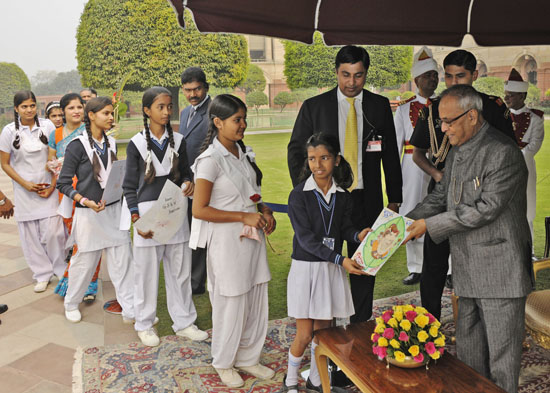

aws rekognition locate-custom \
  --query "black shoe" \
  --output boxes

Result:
[306,377,349,393]
[402,272,421,285]
[0,304,7,314]
[445,275,453,289]
[279,374,299,392]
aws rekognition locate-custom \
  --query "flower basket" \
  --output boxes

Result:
[371,304,445,369]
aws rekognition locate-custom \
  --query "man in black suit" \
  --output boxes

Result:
[288,45,403,323]
[179,67,211,294]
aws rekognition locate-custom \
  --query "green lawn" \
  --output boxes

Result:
[149,122,550,336]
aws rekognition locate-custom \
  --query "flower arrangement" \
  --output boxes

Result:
[250,193,261,203]
[371,304,445,367]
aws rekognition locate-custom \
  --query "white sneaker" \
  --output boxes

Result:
[176,324,208,341]
[237,363,275,380]
[137,328,160,347]
[215,367,244,388]
[34,281,49,293]
[123,316,159,325]
[65,309,81,323]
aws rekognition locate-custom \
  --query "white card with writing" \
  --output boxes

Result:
[101,160,126,204]
[134,180,187,244]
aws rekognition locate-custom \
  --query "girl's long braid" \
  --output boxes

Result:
[237,140,263,187]
[84,115,102,182]
[143,114,156,184]
[166,121,181,184]
[12,110,20,149]
[103,131,117,163]
[36,116,48,145]
[198,118,218,155]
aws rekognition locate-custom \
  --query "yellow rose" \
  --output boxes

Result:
[375,324,385,334]
[432,320,441,328]
[430,350,441,360]
[390,339,400,349]
[434,336,445,347]
[394,351,406,362]
[415,314,430,328]
[376,317,384,325]
[399,319,411,331]
[408,345,420,357]
[393,310,403,322]
[417,330,429,343]
[393,305,403,313]
[377,337,388,347]
[388,318,398,328]
[402,305,414,312]
[429,325,439,337]
[415,306,428,314]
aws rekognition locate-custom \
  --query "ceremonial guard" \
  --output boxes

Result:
[394,47,437,285]
[504,69,544,249]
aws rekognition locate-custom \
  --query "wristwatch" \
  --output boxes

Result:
[0,198,6,206]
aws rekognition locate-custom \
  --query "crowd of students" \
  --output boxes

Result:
[1,86,363,390]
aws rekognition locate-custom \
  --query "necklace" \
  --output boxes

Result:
[452,177,463,205]
[428,104,450,166]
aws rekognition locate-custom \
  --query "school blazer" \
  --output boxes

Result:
[287,87,403,226]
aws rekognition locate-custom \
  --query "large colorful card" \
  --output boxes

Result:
[352,208,414,276]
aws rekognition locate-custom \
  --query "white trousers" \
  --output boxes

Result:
[210,282,268,369]
[18,216,66,282]
[133,242,197,332]
[405,238,423,274]
[64,243,135,319]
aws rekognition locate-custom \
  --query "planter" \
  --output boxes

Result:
[386,355,429,369]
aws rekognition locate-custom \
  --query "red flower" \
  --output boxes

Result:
[250,194,261,203]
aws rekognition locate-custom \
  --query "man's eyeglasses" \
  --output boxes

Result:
[441,109,471,126]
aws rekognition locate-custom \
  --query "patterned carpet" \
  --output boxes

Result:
[74,290,550,392]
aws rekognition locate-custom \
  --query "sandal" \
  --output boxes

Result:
[280,374,299,393]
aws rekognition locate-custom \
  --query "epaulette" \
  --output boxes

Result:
[488,95,505,106]
[531,108,544,118]
[398,95,416,106]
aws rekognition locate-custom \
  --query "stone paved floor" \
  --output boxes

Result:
[0,170,137,393]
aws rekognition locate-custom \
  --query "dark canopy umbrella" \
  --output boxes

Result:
[168,0,550,46]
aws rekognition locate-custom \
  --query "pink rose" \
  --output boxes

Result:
[373,346,379,356]
[405,310,418,322]
[439,347,445,355]
[383,328,395,339]
[427,313,436,324]
[372,333,380,343]
[425,342,436,355]
[398,331,409,341]
[382,310,393,323]
[377,346,387,359]
[414,353,424,363]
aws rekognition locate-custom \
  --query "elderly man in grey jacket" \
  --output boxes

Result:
[405,84,534,393]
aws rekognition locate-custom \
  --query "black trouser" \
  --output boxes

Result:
[187,202,207,292]
[419,231,450,321]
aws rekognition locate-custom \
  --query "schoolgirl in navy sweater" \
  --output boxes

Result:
[57,97,134,324]
[122,87,207,347]
[282,133,370,392]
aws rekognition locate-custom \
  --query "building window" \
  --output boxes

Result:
[249,36,266,62]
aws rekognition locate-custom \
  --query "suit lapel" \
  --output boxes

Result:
[182,96,210,138]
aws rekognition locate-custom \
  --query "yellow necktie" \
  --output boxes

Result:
[344,97,358,191]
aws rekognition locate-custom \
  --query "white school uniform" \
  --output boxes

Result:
[126,130,197,332]
[287,176,355,320]
[394,96,431,274]
[192,138,271,369]
[0,120,66,282]
[63,133,134,319]
[510,106,545,244]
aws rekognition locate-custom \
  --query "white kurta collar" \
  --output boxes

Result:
[510,105,528,115]
[303,174,344,203]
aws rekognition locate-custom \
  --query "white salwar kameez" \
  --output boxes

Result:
[192,138,271,369]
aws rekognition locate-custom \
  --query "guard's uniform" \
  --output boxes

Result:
[393,95,431,275]
[409,92,516,320]
[510,106,545,244]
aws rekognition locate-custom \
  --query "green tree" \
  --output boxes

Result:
[239,64,266,94]
[0,62,31,109]
[401,91,415,100]
[473,76,505,98]
[77,0,248,118]
[291,87,319,104]
[273,91,294,112]
[526,83,541,107]
[284,33,412,90]
[246,91,268,114]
